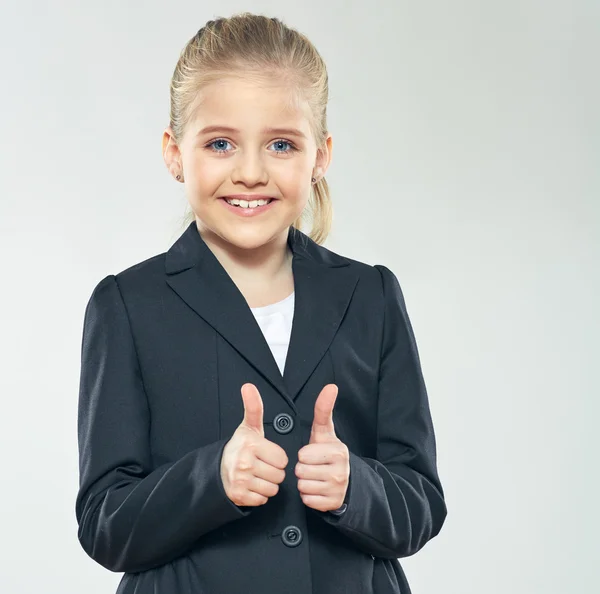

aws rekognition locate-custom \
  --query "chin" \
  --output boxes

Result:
[215,225,284,251]
[194,208,301,251]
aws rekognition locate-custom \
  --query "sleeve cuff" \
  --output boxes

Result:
[328,503,348,516]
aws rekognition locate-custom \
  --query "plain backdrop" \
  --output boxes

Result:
[0,1,597,592]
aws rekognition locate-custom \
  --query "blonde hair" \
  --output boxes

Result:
[168,12,332,245]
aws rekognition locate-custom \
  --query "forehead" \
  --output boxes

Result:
[189,76,313,135]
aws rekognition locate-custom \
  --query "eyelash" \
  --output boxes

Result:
[204,138,298,155]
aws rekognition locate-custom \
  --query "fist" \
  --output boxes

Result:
[220,383,289,507]
[295,384,350,512]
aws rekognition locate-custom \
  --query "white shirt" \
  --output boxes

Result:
[249,291,295,377]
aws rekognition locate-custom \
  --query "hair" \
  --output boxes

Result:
[168,12,332,245]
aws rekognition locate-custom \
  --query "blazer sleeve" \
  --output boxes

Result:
[312,264,447,559]
[75,274,254,574]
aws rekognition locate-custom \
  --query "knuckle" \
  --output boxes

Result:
[333,450,347,462]
[236,457,253,471]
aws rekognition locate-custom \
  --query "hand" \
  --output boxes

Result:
[220,383,289,507]
[295,384,350,512]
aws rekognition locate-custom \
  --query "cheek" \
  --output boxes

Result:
[192,158,222,185]
[184,158,227,201]
[276,164,313,196]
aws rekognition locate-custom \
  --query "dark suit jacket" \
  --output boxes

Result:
[75,221,447,594]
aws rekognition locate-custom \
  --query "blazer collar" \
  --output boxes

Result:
[165,221,359,411]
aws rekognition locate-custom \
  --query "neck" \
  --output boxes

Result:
[196,223,293,285]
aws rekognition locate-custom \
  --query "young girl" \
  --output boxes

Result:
[75,13,446,594]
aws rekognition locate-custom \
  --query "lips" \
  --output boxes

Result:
[221,195,276,201]
[220,197,276,209]
[219,196,277,216]
[221,198,274,203]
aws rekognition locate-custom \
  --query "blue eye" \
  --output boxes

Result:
[208,139,231,153]
[270,140,294,153]
[205,138,297,155]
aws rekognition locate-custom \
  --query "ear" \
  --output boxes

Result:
[162,126,183,180]
[314,133,333,178]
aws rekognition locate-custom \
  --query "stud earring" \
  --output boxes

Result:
[311,177,316,183]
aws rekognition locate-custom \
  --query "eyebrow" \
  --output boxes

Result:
[196,125,307,139]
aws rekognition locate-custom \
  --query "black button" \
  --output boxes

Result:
[273,413,294,434]
[281,525,303,547]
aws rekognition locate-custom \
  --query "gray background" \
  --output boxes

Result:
[0,0,597,592]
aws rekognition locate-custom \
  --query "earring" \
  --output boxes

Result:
[176,174,181,181]
[311,177,316,183]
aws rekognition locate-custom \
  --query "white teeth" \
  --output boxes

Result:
[225,198,272,208]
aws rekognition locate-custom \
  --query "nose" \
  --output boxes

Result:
[231,149,268,186]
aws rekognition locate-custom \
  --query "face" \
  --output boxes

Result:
[163,76,332,255]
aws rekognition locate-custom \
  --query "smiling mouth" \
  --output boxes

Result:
[222,197,275,208]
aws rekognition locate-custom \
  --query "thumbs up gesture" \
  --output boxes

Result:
[220,383,289,507]
[295,384,350,512]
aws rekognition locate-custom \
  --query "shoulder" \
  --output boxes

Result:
[84,251,168,311]
[312,240,400,300]
[114,252,166,287]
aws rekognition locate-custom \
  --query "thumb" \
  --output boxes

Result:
[240,383,264,437]
[310,384,339,443]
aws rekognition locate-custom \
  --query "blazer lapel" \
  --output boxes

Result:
[165,221,359,411]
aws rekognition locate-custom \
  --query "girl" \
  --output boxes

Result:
[75,13,446,594]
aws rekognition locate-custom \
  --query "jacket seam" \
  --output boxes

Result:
[374,265,386,461]
[215,330,221,440]
[112,274,152,455]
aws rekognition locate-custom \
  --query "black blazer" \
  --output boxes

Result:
[75,221,446,594]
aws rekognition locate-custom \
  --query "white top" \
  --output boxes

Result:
[249,291,295,376]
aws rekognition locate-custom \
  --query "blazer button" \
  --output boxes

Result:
[281,525,303,547]
[273,412,294,434]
